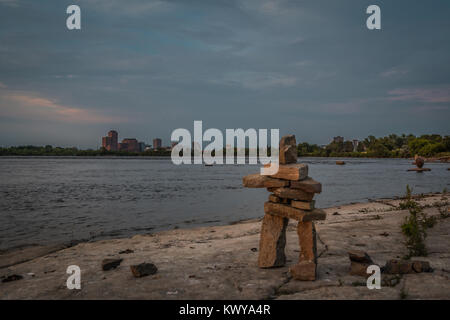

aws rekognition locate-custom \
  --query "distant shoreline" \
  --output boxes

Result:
[0,155,449,162]
[2,133,450,159]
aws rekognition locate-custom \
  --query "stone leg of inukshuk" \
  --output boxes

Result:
[258,214,289,267]
[242,134,326,280]
[289,221,317,281]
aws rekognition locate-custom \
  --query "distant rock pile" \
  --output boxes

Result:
[243,135,326,281]
[408,155,431,172]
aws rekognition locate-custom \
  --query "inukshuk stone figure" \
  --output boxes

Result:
[242,135,326,280]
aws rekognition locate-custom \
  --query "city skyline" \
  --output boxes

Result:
[0,1,449,148]
[102,129,163,151]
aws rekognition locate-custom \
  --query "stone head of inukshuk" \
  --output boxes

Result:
[243,135,326,281]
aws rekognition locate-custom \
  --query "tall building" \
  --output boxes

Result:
[101,130,144,152]
[120,138,140,152]
[153,138,162,149]
[108,130,118,151]
[102,136,111,149]
[102,130,118,151]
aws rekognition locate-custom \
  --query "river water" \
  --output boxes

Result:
[0,157,448,250]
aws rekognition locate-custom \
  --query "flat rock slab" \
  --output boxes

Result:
[290,177,322,194]
[0,193,448,300]
[266,164,308,181]
[268,194,291,204]
[269,187,314,201]
[243,174,289,188]
[291,200,315,211]
[264,202,326,222]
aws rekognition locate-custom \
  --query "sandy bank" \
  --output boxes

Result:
[1,193,449,300]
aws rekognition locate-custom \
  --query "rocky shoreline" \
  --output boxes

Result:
[1,193,449,300]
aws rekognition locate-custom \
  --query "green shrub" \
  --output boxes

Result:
[400,185,435,258]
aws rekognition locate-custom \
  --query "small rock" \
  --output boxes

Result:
[348,250,373,264]
[102,258,123,271]
[2,274,23,283]
[119,249,134,254]
[384,259,410,274]
[130,263,158,278]
[348,251,375,277]
[332,212,340,215]
[412,260,432,273]
[382,275,401,287]
[350,262,372,277]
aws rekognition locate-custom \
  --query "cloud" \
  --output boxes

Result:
[211,71,296,89]
[412,105,449,113]
[87,0,172,16]
[292,60,311,67]
[2,92,126,124]
[1,0,449,146]
[388,86,450,103]
[0,0,19,8]
[239,0,294,17]
[314,98,377,115]
[380,68,409,78]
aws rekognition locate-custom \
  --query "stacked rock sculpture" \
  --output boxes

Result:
[243,135,326,280]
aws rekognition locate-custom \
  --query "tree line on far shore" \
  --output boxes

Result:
[298,134,450,158]
[1,134,449,158]
[0,145,171,157]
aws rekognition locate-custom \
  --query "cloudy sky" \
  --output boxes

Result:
[0,0,449,148]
